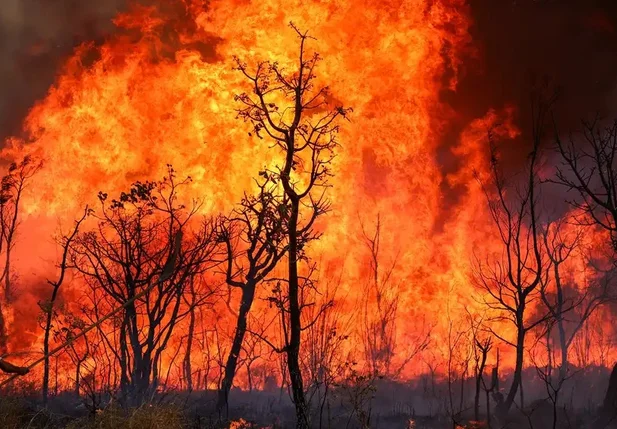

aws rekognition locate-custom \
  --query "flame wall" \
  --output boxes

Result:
[0,0,615,385]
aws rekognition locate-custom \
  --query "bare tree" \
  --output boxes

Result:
[540,218,612,383]
[70,166,221,405]
[553,119,617,253]
[40,207,89,404]
[444,305,471,422]
[239,328,266,392]
[551,118,617,426]
[53,310,91,397]
[0,155,41,352]
[216,175,289,413]
[0,155,42,300]
[529,319,577,429]
[473,96,554,417]
[476,338,493,424]
[233,23,350,428]
[359,214,430,380]
[301,273,352,428]
[467,310,492,423]
[360,214,399,378]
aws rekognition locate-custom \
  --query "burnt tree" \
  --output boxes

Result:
[467,310,492,423]
[540,218,611,384]
[0,155,41,352]
[233,23,350,428]
[216,175,289,413]
[181,273,218,392]
[473,97,553,417]
[70,166,220,405]
[40,207,89,404]
[553,119,617,253]
[552,118,617,427]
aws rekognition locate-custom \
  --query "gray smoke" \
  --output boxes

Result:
[0,0,129,141]
[436,0,617,222]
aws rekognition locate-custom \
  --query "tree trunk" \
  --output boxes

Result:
[0,305,8,357]
[474,351,488,421]
[474,374,481,421]
[486,389,491,429]
[287,204,310,429]
[184,306,195,392]
[519,377,524,409]
[557,318,568,382]
[4,251,10,302]
[593,362,617,428]
[217,284,256,412]
[75,359,82,396]
[552,391,558,429]
[43,285,60,405]
[499,328,525,416]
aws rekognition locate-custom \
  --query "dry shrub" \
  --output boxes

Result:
[0,397,30,428]
[66,404,186,429]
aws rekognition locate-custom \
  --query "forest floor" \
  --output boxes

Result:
[0,366,612,428]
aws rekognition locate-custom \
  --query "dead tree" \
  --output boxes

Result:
[0,156,42,300]
[473,96,554,417]
[360,214,399,377]
[239,329,265,392]
[179,269,219,393]
[529,319,576,429]
[0,155,41,352]
[40,207,89,404]
[540,218,611,384]
[233,23,350,428]
[182,275,198,393]
[359,214,430,380]
[467,310,492,422]
[301,273,353,428]
[553,119,617,253]
[53,311,92,397]
[216,175,289,413]
[444,308,470,421]
[552,118,617,424]
[70,166,221,405]
[475,338,493,423]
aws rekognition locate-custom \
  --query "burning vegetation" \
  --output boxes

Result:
[0,0,616,428]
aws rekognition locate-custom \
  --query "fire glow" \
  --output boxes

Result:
[0,0,613,395]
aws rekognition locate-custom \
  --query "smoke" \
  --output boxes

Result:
[458,0,617,127]
[0,0,129,141]
[437,0,617,220]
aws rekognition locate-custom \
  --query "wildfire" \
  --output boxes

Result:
[0,0,612,392]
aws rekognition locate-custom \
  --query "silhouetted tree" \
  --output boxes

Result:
[301,273,351,427]
[467,310,492,422]
[553,119,617,253]
[473,96,554,418]
[216,175,289,413]
[360,214,399,377]
[529,317,578,429]
[552,118,617,426]
[0,155,41,352]
[181,273,218,393]
[540,218,612,383]
[70,166,220,405]
[40,207,89,404]
[233,23,350,428]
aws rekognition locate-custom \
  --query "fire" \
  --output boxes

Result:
[0,0,611,392]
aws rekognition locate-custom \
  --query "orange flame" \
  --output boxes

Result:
[0,0,612,389]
